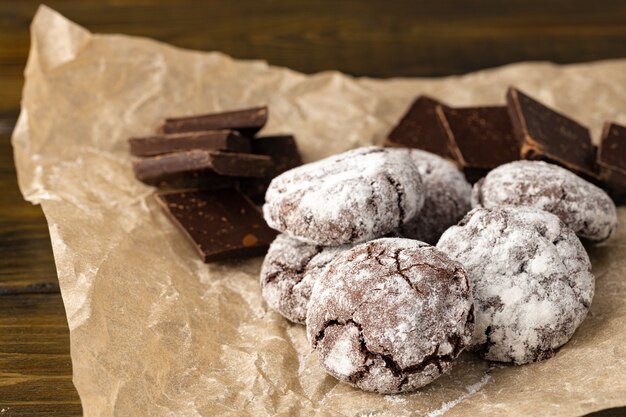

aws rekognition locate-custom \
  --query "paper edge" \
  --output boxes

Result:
[31,4,91,72]
[12,5,91,204]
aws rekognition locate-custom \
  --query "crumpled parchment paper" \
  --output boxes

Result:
[12,5,626,417]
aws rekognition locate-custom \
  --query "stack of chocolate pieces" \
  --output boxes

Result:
[385,96,519,183]
[385,88,626,202]
[129,106,303,261]
[598,123,626,197]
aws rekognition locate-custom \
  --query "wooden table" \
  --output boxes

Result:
[1,1,625,416]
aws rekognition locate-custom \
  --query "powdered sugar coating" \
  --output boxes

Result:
[260,234,351,324]
[472,160,617,242]
[306,238,474,394]
[391,149,471,244]
[437,207,594,364]
[263,147,424,246]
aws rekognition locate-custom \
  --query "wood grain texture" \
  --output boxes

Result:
[0,1,625,415]
[0,294,81,416]
[1,0,626,114]
[0,118,59,296]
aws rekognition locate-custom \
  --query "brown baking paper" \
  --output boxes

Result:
[12,6,626,417]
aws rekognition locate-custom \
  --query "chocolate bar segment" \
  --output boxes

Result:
[598,122,626,202]
[436,105,519,182]
[239,135,303,203]
[138,169,236,190]
[156,189,278,262]
[599,122,626,174]
[252,135,303,175]
[384,96,458,162]
[129,130,251,157]
[133,150,272,182]
[161,106,268,136]
[507,87,597,178]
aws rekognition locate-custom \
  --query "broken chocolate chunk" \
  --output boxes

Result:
[160,106,268,136]
[436,105,519,182]
[156,189,277,262]
[252,135,303,177]
[132,150,273,187]
[598,122,626,202]
[129,130,251,157]
[599,122,626,174]
[384,96,458,162]
[137,169,236,190]
[506,87,597,179]
[238,135,304,204]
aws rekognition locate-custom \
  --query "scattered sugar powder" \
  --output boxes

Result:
[385,394,409,404]
[425,373,492,417]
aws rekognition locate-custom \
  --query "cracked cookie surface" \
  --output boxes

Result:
[260,234,352,324]
[471,160,617,242]
[392,149,471,244]
[437,206,595,364]
[306,238,474,393]
[263,147,424,246]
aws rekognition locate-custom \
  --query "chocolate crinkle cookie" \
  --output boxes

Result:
[306,238,474,394]
[260,234,351,324]
[437,206,595,365]
[392,149,471,244]
[263,147,424,246]
[472,160,617,243]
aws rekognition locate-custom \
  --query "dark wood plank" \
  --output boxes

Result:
[0,116,59,295]
[1,0,626,114]
[0,111,69,411]
[0,404,82,417]
[0,293,82,416]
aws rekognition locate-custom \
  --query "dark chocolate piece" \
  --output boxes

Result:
[598,122,626,203]
[156,189,278,262]
[137,169,236,190]
[252,135,303,176]
[129,130,251,157]
[133,150,273,187]
[462,167,492,185]
[239,135,304,203]
[599,122,626,174]
[506,87,597,178]
[436,105,519,182]
[384,96,458,162]
[160,106,268,136]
